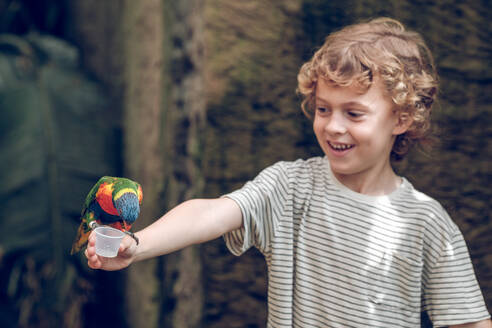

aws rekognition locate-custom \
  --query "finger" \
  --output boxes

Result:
[86,243,96,257]
[120,235,134,251]
[88,232,96,245]
[88,258,101,269]
[88,252,102,269]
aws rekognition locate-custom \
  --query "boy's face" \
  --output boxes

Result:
[313,78,408,183]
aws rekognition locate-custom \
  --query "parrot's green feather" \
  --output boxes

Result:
[111,178,140,196]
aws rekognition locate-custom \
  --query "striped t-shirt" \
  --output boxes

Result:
[223,157,490,327]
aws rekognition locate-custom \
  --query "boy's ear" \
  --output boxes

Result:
[393,112,413,135]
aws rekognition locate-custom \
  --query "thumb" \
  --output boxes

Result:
[119,235,136,253]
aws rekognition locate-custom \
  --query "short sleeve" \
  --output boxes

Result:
[422,229,490,326]
[222,162,291,256]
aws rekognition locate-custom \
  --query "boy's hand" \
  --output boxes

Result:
[84,231,137,271]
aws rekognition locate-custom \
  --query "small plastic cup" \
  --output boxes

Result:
[94,226,125,258]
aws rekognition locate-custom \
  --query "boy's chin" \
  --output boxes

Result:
[327,158,368,177]
[327,162,356,177]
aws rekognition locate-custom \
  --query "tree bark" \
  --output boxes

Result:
[121,1,164,327]
[160,1,206,327]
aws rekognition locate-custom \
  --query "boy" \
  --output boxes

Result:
[86,18,491,327]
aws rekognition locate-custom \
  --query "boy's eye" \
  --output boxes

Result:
[347,111,364,118]
[316,107,330,114]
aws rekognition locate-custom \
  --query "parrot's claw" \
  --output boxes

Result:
[123,230,139,245]
[131,233,140,246]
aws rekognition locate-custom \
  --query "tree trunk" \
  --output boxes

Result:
[160,1,206,327]
[122,0,164,327]
[70,0,206,326]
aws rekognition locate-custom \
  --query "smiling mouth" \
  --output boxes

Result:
[328,141,355,151]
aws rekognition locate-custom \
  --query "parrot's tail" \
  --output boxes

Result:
[70,222,91,255]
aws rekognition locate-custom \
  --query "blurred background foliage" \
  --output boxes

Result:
[0,0,490,327]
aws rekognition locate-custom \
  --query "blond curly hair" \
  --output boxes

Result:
[297,17,438,160]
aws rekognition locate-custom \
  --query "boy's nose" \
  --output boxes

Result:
[324,113,347,135]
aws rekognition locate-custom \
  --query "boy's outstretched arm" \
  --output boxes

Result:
[85,197,242,271]
[450,319,492,328]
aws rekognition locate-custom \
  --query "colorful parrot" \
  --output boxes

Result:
[70,176,143,255]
